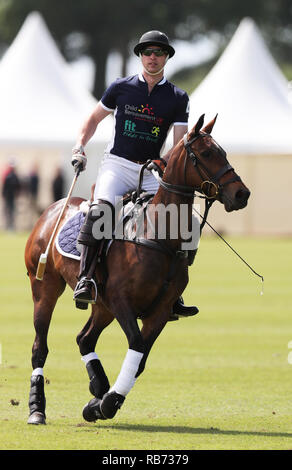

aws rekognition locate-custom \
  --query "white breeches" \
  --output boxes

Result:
[93,152,201,251]
[94,153,159,207]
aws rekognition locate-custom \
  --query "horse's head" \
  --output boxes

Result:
[183,114,250,212]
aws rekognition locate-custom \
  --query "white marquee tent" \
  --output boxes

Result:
[0,11,113,209]
[1,14,291,233]
[187,18,292,235]
[188,17,292,154]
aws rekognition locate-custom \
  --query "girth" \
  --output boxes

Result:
[137,243,187,320]
[112,191,189,320]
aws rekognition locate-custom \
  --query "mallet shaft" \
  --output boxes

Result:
[36,171,79,280]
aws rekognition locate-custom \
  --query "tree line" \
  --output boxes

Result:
[0,0,291,98]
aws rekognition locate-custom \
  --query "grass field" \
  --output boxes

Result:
[0,231,291,450]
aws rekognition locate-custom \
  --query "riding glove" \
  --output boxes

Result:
[71,145,87,173]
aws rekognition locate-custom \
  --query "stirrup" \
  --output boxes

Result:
[73,278,98,306]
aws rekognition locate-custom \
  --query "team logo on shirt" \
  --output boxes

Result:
[123,103,163,142]
[123,119,160,142]
[124,120,136,132]
[124,103,163,125]
[151,126,160,137]
[137,104,154,116]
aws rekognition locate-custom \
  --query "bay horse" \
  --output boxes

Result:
[25,114,250,424]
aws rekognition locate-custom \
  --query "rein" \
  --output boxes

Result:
[135,137,264,295]
[148,136,264,291]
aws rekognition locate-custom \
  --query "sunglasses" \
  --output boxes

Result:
[142,48,167,57]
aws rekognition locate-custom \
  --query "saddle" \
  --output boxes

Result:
[55,191,157,261]
[56,159,168,261]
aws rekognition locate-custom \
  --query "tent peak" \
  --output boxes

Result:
[188,17,292,154]
[16,10,53,40]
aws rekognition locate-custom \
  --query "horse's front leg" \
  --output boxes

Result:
[82,299,145,422]
[136,307,170,378]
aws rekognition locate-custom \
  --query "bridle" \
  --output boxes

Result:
[158,131,241,200]
[154,131,242,231]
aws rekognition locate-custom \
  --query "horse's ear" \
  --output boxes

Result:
[202,114,218,134]
[190,114,205,137]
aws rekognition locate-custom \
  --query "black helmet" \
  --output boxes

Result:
[134,30,175,58]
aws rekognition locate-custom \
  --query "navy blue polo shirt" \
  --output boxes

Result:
[100,74,189,162]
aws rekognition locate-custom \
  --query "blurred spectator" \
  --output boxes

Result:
[28,163,40,220]
[28,164,39,201]
[2,161,21,230]
[52,167,64,201]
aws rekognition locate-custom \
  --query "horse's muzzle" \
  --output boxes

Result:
[223,187,251,212]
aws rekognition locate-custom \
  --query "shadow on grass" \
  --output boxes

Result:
[92,423,292,439]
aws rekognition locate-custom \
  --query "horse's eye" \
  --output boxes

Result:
[201,150,210,158]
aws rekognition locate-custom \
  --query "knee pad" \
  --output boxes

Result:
[78,200,114,246]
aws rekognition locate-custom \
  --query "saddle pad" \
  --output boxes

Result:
[55,194,154,260]
[56,211,85,260]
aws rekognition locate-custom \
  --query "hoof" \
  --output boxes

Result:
[75,300,88,310]
[27,411,46,425]
[83,392,125,422]
[82,398,106,422]
[100,391,125,419]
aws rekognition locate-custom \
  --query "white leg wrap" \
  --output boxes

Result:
[81,352,99,365]
[31,367,43,377]
[110,349,143,397]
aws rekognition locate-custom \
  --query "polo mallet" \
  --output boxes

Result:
[36,170,80,280]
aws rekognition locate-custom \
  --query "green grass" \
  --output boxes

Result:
[0,232,291,450]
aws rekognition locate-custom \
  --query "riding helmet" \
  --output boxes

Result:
[134,30,175,58]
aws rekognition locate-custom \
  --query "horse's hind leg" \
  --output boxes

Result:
[27,273,65,425]
[76,301,114,401]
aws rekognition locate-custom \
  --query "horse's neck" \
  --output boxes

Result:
[155,143,191,206]
[150,147,194,251]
